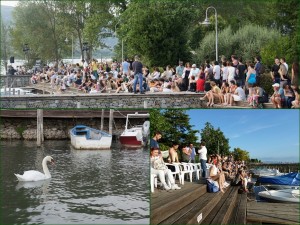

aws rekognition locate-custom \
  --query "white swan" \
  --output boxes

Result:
[14,156,55,182]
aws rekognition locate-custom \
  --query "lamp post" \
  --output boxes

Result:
[114,20,124,62]
[65,33,74,64]
[22,43,30,63]
[201,6,218,62]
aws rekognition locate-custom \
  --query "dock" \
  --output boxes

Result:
[247,202,299,224]
[151,180,299,224]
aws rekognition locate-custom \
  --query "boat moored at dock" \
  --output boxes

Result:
[70,125,112,149]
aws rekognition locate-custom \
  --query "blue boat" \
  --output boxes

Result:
[70,125,112,149]
[257,172,300,186]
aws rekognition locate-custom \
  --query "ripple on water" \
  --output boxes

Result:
[1,140,150,224]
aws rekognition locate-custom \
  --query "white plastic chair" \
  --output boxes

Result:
[165,163,183,184]
[189,163,201,180]
[180,163,193,184]
[151,173,157,193]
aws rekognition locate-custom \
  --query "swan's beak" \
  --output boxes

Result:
[51,159,55,165]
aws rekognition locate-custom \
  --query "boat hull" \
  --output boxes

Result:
[70,125,112,150]
[119,135,143,147]
[258,189,300,203]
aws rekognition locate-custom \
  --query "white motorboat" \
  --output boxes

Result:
[119,112,150,148]
[70,125,112,149]
[250,168,283,177]
[258,188,300,203]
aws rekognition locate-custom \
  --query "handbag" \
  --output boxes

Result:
[206,179,219,193]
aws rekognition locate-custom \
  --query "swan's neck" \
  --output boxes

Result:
[42,158,51,178]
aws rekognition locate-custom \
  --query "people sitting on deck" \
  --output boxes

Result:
[283,83,295,109]
[227,82,246,106]
[270,83,285,108]
[231,169,249,193]
[208,154,228,193]
[291,85,299,108]
[151,148,181,190]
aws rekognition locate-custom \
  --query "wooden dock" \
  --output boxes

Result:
[247,201,299,224]
[151,180,299,224]
[151,180,247,224]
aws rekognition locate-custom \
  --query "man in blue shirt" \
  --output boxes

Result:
[150,131,162,149]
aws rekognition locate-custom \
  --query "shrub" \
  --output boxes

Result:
[195,24,281,63]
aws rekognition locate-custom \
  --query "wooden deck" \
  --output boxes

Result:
[247,201,299,224]
[151,179,247,224]
[151,180,299,224]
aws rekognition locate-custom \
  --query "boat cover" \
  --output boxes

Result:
[257,172,300,185]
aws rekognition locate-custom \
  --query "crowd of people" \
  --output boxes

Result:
[150,131,251,193]
[6,54,299,108]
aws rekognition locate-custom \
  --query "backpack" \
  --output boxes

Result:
[258,90,269,103]
[207,179,219,193]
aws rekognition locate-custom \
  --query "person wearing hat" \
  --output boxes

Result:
[270,83,285,108]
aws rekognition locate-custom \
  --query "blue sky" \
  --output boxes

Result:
[187,109,299,163]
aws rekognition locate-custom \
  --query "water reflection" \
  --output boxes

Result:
[1,140,149,224]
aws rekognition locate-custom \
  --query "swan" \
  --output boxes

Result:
[14,156,55,182]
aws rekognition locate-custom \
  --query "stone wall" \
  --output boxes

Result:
[0,92,203,109]
[0,117,146,140]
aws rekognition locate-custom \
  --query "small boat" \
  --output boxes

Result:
[119,112,150,148]
[258,188,300,203]
[250,168,283,177]
[70,125,112,149]
[257,172,300,186]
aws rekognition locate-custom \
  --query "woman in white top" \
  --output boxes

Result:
[208,155,227,193]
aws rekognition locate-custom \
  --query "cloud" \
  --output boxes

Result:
[230,134,241,139]
[244,124,280,134]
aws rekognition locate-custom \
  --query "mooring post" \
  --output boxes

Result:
[109,109,114,135]
[37,109,44,147]
[101,109,105,131]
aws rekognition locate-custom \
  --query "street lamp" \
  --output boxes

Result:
[114,20,124,62]
[65,33,74,64]
[200,6,218,62]
[22,43,30,63]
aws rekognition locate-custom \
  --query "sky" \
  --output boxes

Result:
[1,1,19,7]
[186,109,299,163]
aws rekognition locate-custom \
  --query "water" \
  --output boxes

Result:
[0,140,149,224]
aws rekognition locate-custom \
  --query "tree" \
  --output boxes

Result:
[232,148,250,162]
[200,122,230,156]
[10,1,66,66]
[118,0,195,67]
[1,18,11,73]
[194,24,281,64]
[149,109,198,151]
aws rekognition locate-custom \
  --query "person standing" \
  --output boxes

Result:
[150,131,162,149]
[176,61,184,78]
[122,58,130,77]
[132,55,144,94]
[198,141,207,178]
[189,143,196,163]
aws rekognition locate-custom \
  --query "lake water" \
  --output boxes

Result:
[0,140,149,224]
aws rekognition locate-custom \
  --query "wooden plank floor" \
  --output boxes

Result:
[247,201,300,224]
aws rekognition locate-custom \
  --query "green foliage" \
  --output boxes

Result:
[261,36,296,67]
[200,122,230,156]
[150,109,198,151]
[232,147,250,162]
[118,0,194,67]
[195,24,281,63]
[260,74,275,96]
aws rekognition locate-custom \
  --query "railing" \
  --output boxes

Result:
[0,75,32,88]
